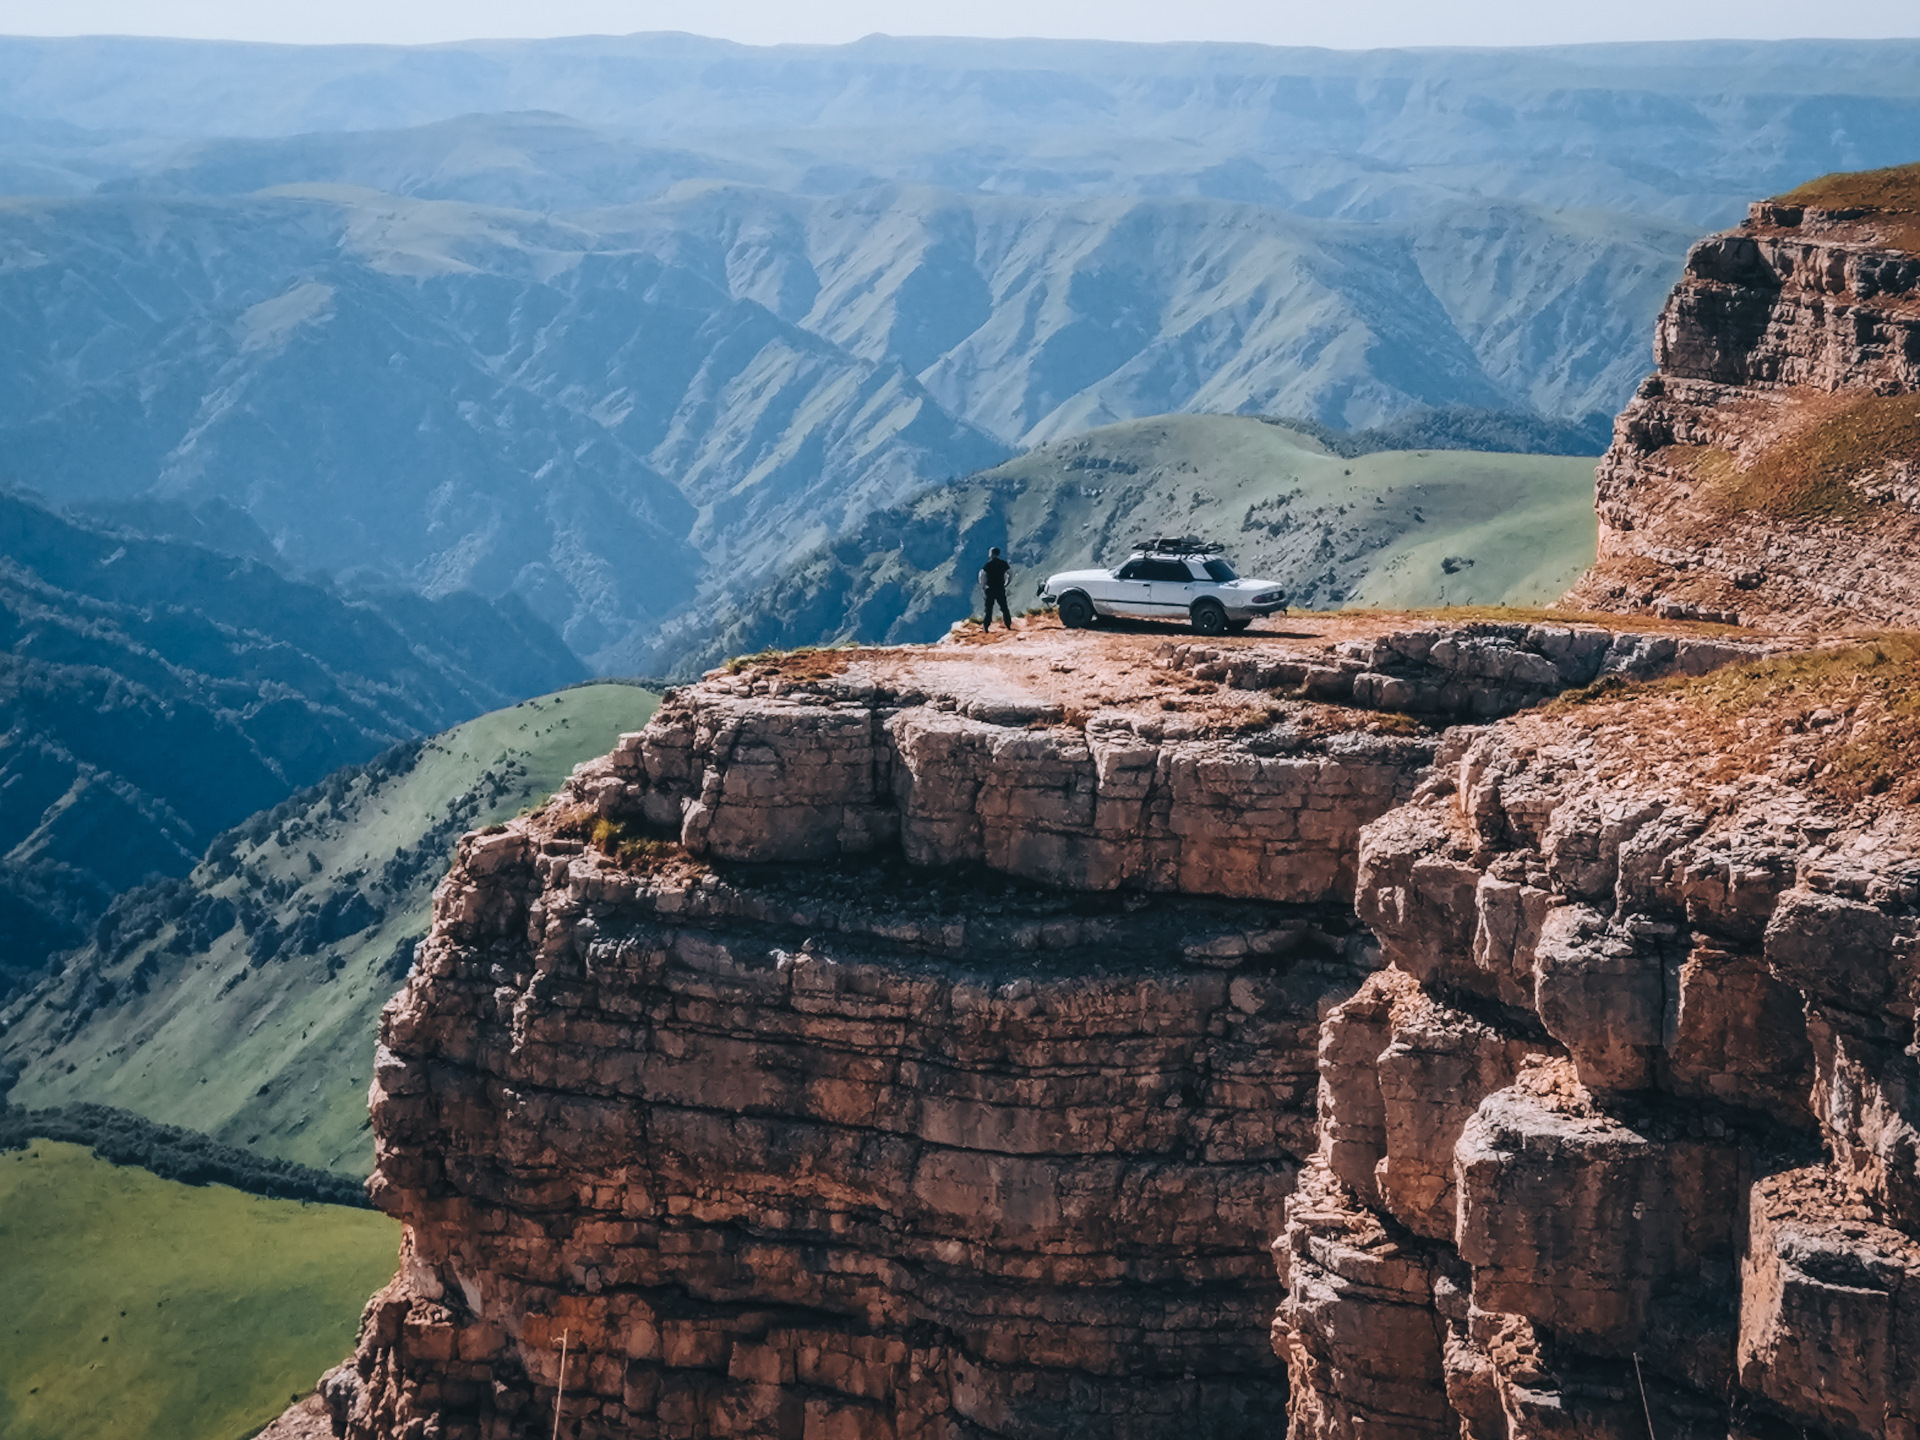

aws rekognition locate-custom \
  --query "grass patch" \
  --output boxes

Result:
[1679,395,1920,524]
[1776,161,1920,211]
[1773,162,1920,249]
[589,817,683,868]
[6,684,659,1178]
[1555,635,1920,804]
[1774,163,1920,211]
[0,1141,397,1440]
[723,643,857,678]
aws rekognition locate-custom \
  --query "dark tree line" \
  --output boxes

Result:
[0,1102,370,1208]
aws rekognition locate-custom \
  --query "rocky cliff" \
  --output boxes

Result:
[289,166,1920,1440]
[1280,651,1920,1440]
[1566,162,1920,628]
[287,612,1920,1440]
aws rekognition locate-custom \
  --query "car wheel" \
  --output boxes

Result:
[1225,618,1251,633]
[1058,592,1096,629]
[1191,599,1228,635]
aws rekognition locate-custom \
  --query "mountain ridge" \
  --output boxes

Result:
[0,682,660,1175]
[0,37,1912,673]
[652,412,1600,675]
[0,490,584,990]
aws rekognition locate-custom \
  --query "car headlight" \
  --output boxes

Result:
[1252,590,1282,604]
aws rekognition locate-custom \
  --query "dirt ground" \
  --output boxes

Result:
[724,609,1819,736]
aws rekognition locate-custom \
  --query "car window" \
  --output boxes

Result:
[1115,559,1146,580]
[1202,559,1238,582]
[1145,559,1194,582]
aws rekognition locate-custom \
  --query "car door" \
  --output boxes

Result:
[1144,558,1200,616]
[1104,559,1157,616]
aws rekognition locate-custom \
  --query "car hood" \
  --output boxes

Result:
[1044,568,1113,588]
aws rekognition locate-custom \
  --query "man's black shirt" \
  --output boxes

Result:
[981,556,1011,594]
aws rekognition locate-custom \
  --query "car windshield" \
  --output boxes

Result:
[1202,559,1238,582]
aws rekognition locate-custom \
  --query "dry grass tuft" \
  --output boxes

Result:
[1556,635,1920,805]
[1774,162,1920,250]
[548,801,599,839]
[590,816,686,868]
[722,644,859,680]
[1676,395,1920,525]
[1366,711,1423,736]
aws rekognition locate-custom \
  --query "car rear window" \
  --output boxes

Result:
[1202,559,1238,582]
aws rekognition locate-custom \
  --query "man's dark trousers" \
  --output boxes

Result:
[983,588,1012,629]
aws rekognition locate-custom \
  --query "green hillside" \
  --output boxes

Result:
[0,1141,397,1440]
[667,414,1600,674]
[0,490,583,995]
[0,683,658,1176]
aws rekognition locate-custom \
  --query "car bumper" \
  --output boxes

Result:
[1228,600,1286,617]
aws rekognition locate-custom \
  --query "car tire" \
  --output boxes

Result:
[1191,599,1228,635]
[1225,618,1251,633]
[1058,592,1096,628]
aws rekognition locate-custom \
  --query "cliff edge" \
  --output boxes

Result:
[1566,162,1920,628]
[302,613,1920,1440]
[293,165,1920,1440]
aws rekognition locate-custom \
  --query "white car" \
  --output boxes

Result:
[1039,540,1287,635]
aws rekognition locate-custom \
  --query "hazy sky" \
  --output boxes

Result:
[0,0,1915,49]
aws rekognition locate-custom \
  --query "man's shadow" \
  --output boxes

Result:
[1061,615,1318,640]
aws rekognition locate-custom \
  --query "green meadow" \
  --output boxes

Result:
[7,683,660,1177]
[0,1142,397,1440]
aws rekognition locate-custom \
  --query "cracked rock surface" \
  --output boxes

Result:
[292,601,1920,1440]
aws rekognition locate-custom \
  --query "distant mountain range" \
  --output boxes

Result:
[3,35,1915,226]
[0,491,582,990]
[0,35,1911,669]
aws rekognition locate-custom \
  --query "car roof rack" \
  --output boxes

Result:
[1137,536,1225,557]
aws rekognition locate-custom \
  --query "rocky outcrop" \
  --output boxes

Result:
[1167,623,1778,720]
[1274,699,1920,1440]
[316,631,1447,1440]
[291,603,1920,1440]
[330,839,1366,1439]
[285,168,1920,1440]
[1566,167,1920,628]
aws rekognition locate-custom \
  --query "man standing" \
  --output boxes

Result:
[979,546,1013,631]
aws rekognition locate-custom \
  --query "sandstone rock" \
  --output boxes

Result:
[310,533,1920,1440]
[330,795,1372,1438]
[1739,1169,1920,1440]
[1373,988,1531,1241]
[1455,1066,1745,1354]
[1566,195,1920,630]
[1272,1162,1452,1440]
[1531,904,1671,1094]
[615,680,1433,904]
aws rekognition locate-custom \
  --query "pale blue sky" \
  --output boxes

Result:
[0,0,1915,48]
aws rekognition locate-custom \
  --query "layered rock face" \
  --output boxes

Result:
[309,608,1920,1440]
[322,626,1445,1440]
[1566,171,1920,627]
[295,155,1920,1430]
[1276,701,1920,1440]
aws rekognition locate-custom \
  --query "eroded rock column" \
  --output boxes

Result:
[1274,721,1920,1440]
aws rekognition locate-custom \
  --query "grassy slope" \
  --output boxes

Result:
[676,414,1599,672]
[1775,161,1920,247]
[5,684,658,1176]
[0,1141,397,1440]
[981,417,1599,607]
